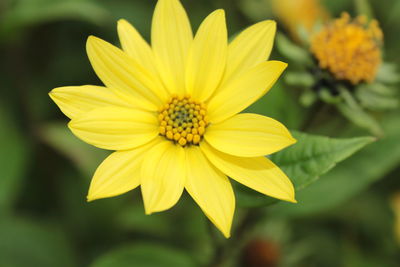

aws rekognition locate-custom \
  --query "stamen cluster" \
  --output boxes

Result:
[310,12,383,85]
[158,95,209,146]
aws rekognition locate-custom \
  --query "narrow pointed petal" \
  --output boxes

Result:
[86,36,168,110]
[117,19,158,76]
[49,85,130,119]
[185,146,235,238]
[207,61,287,123]
[152,0,193,95]
[222,20,276,85]
[186,10,227,101]
[141,140,186,214]
[68,106,158,150]
[205,113,296,157]
[201,141,296,203]
[87,138,161,201]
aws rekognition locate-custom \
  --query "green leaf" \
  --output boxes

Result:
[299,90,318,107]
[271,110,400,217]
[275,33,313,65]
[360,82,398,96]
[0,105,30,214]
[285,72,315,87]
[337,87,383,136]
[319,87,342,104]
[0,217,76,267]
[376,63,400,84]
[271,132,375,190]
[39,122,108,176]
[236,131,374,207]
[91,243,196,267]
[356,84,399,111]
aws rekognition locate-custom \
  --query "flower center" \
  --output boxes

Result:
[158,95,209,146]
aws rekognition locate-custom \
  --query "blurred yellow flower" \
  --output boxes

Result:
[391,193,400,244]
[311,13,383,85]
[271,0,329,40]
[49,0,296,237]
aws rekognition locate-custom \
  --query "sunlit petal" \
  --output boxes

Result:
[222,20,276,85]
[87,36,168,109]
[207,61,287,123]
[141,140,186,214]
[68,106,158,150]
[49,85,130,119]
[185,146,235,238]
[117,19,159,77]
[87,138,161,201]
[185,9,227,101]
[201,141,296,203]
[205,113,296,157]
[152,0,193,95]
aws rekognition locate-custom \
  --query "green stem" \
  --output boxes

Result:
[354,0,374,19]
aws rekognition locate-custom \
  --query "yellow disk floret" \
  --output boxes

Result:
[310,13,383,85]
[158,95,209,146]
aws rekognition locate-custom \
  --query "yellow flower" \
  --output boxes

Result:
[310,13,383,85]
[49,0,296,237]
[271,0,329,41]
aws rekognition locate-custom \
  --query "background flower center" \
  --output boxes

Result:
[310,12,383,85]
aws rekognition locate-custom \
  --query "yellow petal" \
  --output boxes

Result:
[87,138,161,201]
[68,106,158,150]
[185,10,227,101]
[152,0,193,95]
[49,85,130,119]
[117,19,158,76]
[222,20,276,86]
[207,61,287,123]
[141,140,186,214]
[201,141,296,203]
[204,113,296,157]
[86,36,168,110]
[185,146,235,238]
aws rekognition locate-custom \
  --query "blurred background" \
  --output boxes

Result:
[1,0,400,266]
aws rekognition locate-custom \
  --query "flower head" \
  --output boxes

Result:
[310,12,383,85]
[49,0,296,237]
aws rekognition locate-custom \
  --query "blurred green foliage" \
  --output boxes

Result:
[91,243,196,267]
[0,105,30,215]
[0,0,399,266]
